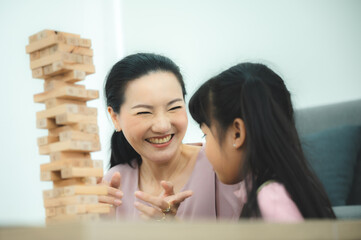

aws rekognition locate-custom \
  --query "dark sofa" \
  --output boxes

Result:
[295,99,361,219]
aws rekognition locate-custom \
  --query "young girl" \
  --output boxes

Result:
[189,62,336,221]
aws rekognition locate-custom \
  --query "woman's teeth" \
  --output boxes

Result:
[147,135,172,144]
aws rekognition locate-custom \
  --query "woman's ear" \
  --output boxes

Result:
[107,106,121,132]
[232,118,246,149]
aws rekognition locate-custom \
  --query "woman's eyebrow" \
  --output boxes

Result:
[131,104,153,109]
[167,98,183,106]
[131,98,183,109]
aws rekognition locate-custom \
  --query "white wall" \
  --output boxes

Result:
[120,0,361,143]
[0,0,360,224]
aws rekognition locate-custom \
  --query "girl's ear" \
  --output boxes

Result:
[108,106,121,132]
[232,118,246,149]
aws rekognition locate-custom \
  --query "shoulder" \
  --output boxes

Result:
[257,181,303,222]
[182,144,202,159]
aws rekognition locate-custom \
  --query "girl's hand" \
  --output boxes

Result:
[97,172,123,216]
[134,181,193,221]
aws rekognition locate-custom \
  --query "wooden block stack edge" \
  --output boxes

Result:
[26,29,110,223]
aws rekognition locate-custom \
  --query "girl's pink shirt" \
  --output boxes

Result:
[237,181,304,222]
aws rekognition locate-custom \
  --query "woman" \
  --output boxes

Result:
[99,53,242,221]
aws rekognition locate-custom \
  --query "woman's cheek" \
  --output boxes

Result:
[173,110,188,129]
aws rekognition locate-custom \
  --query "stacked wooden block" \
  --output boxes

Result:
[26,30,110,223]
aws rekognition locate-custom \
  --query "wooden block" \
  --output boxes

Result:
[28,30,81,44]
[45,98,86,109]
[55,113,97,125]
[32,67,44,78]
[30,44,93,64]
[41,166,103,180]
[36,118,58,129]
[48,123,98,137]
[75,122,99,134]
[45,203,110,218]
[50,152,91,162]
[82,56,93,65]
[43,195,98,208]
[26,31,83,53]
[65,37,79,46]
[30,51,41,61]
[44,70,86,83]
[30,52,89,69]
[41,171,62,181]
[43,185,107,199]
[28,30,56,43]
[43,80,85,92]
[39,47,50,58]
[45,213,99,223]
[61,62,95,75]
[54,43,93,56]
[46,204,109,217]
[43,61,68,76]
[37,136,59,146]
[42,61,95,76]
[59,130,99,142]
[26,35,65,53]
[36,104,75,120]
[40,158,95,171]
[34,86,98,103]
[52,177,96,188]
[78,38,92,48]
[38,140,100,155]
[37,104,96,119]
[61,167,103,179]
[92,160,103,169]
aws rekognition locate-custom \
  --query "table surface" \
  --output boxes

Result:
[1,219,361,240]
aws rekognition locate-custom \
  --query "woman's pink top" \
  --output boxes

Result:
[237,181,304,222]
[103,147,242,221]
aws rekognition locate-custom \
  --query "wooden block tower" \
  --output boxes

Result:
[25,30,110,223]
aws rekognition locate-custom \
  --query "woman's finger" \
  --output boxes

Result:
[134,191,169,210]
[160,180,174,197]
[110,172,121,189]
[107,186,123,199]
[98,195,122,206]
[96,177,103,184]
[168,190,193,206]
[134,201,163,219]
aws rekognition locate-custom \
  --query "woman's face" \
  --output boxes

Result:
[116,71,188,164]
[201,123,244,184]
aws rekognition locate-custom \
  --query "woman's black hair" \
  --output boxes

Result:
[189,63,335,219]
[104,53,186,169]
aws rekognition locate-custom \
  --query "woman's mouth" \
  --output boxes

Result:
[146,134,174,146]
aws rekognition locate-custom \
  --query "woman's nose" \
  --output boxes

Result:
[151,115,171,133]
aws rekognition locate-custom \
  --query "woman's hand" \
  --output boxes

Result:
[134,181,193,221]
[97,172,123,216]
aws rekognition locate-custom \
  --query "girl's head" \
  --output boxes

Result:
[189,63,293,184]
[105,53,187,168]
[189,62,335,218]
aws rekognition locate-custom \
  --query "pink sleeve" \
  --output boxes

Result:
[257,182,304,222]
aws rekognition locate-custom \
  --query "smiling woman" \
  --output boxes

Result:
[98,53,242,221]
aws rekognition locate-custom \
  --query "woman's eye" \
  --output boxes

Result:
[137,111,151,115]
[169,106,182,111]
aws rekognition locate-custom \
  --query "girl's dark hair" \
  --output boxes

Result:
[104,53,186,168]
[189,63,335,219]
